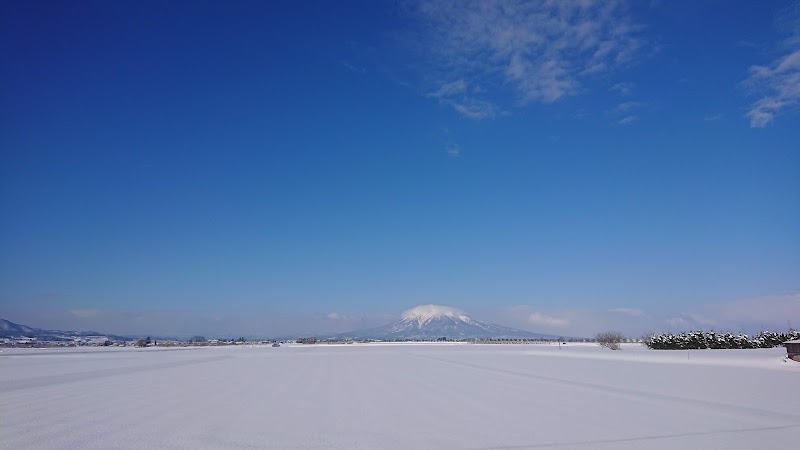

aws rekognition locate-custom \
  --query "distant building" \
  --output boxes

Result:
[784,340,800,361]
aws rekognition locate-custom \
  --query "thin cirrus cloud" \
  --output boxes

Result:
[610,81,635,96]
[665,313,717,330]
[606,100,645,125]
[528,311,570,327]
[608,307,645,317]
[445,143,461,157]
[70,308,101,319]
[412,0,645,119]
[700,293,800,331]
[743,6,800,128]
[608,101,644,114]
[427,80,499,119]
[744,49,800,127]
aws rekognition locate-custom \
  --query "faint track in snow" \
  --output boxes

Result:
[469,423,800,449]
[0,346,208,358]
[0,354,233,393]
[409,352,800,424]
[3,346,797,449]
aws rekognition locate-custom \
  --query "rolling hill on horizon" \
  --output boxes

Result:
[0,318,132,343]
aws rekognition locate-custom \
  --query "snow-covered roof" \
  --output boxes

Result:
[783,339,800,344]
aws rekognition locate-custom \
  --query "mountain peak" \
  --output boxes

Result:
[0,318,36,334]
[401,304,469,325]
[335,305,559,340]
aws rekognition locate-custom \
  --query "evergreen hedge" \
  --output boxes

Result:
[643,330,799,350]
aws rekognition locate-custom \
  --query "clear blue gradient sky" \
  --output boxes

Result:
[1,0,798,337]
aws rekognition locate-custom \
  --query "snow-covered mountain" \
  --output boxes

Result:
[336,305,560,340]
[0,318,132,343]
[0,318,36,335]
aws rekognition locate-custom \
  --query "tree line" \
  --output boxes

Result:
[643,330,798,350]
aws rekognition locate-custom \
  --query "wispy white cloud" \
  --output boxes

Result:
[704,113,724,122]
[609,307,645,317]
[745,98,785,127]
[607,100,645,125]
[427,79,468,98]
[439,126,463,157]
[610,101,644,114]
[701,293,800,330]
[665,313,716,330]
[500,292,799,337]
[744,50,800,127]
[70,308,101,318]
[664,316,690,330]
[411,0,645,118]
[610,81,634,96]
[775,2,800,48]
[339,60,366,75]
[528,311,570,327]
[427,79,500,118]
[743,6,800,127]
[450,98,499,119]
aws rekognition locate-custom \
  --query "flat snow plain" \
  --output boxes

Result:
[1,343,798,449]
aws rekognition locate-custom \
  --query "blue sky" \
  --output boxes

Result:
[1,0,798,338]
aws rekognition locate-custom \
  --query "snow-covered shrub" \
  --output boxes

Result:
[643,330,798,350]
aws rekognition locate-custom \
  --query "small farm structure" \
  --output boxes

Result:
[784,340,800,361]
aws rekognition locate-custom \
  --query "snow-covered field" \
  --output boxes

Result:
[1,343,798,449]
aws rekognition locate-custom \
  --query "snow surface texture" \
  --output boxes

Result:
[1,344,798,449]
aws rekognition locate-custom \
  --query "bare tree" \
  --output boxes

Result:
[596,331,624,350]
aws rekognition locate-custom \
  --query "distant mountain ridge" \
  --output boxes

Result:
[334,305,561,340]
[0,318,36,334]
[0,318,132,342]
